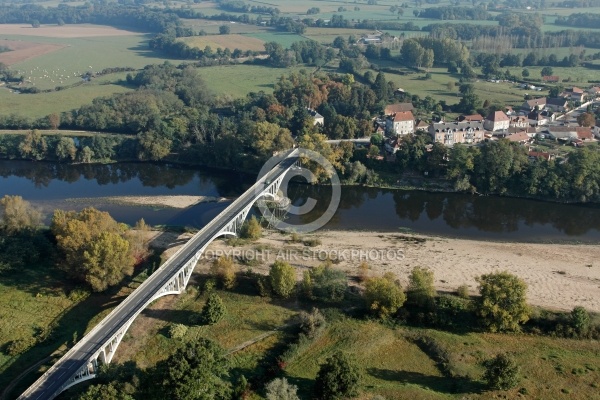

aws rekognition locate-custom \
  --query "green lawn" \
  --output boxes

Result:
[197,64,306,98]
[0,81,133,119]
[243,31,306,48]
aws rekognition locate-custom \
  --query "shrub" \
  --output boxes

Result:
[303,237,321,247]
[456,284,470,299]
[476,272,529,332]
[265,377,300,400]
[168,323,188,339]
[364,273,406,319]
[408,266,436,308]
[210,256,236,289]
[314,352,361,400]
[433,294,474,329]
[303,263,347,302]
[201,293,226,325]
[482,353,520,390]
[269,260,296,298]
[6,337,36,356]
[240,216,262,240]
[357,261,370,283]
[570,306,590,337]
[298,308,327,339]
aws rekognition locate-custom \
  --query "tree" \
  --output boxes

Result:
[240,215,262,240]
[269,260,296,298]
[372,72,389,100]
[482,353,520,390]
[332,36,347,50]
[368,144,380,158]
[364,273,406,318]
[210,256,236,289]
[252,121,294,158]
[577,112,595,127]
[126,218,151,265]
[168,323,188,339]
[314,352,360,400]
[521,68,530,78]
[19,130,47,160]
[51,208,134,292]
[0,195,42,234]
[476,272,529,332]
[549,84,564,98]
[570,306,590,336]
[83,231,134,292]
[149,338,230,399]
[265,378,300,400]
[541,66,553,77]
[47,112,60,130]
[407,266,436,308]
[137,130,172,161]
[219,25,230,34]
[31,20,40,28]
[55,136,77,162]
[201,292,226,325]
[79,383,133,400]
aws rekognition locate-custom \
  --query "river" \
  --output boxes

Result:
[1,160,600,242]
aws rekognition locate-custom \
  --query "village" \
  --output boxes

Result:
[357,85,600,162]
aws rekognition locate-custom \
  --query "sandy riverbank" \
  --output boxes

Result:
[149,229,600,313]
[67,195,226,209]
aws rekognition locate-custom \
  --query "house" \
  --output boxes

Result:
[542,75,560,83]
[528,150,555,162]
[307,108,324,126]
[506,131,532,144]
[505,106,515,116]
[546,126,578,141]
[546,97,569,113]
[384,102,414,115]
[521,97,546,112]
[415,119,429,131]
[510,116,528,128]
[594,121,600,138]
[528,110,554,126]
[561,87,585,102]
[577,127,593,141]
[387,111,414,136]
[360,34,382,44]
[484,110,510,132]
[458,114,484,122]
[588,86,600,98]
[429,121,485,146]
[384,137,401,154]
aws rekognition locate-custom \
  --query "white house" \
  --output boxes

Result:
[386,111,414,136]
[484,110,510,132]
[429,121,485,146]
[307,109,324,126]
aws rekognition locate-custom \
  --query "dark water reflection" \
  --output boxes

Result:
[1,160,600,242]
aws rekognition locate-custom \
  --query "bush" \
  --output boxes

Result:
[364,273,406,319]
[210,256,236,289]
[570,306,590,337]
[314,352,361,400]
[6,337,36,356]
[357,261,370,283]
[168,323,188,339]
[408,266,436,308]
[265,378,300,400]
[201,293,226,325]
[456,284,470,299]
[482,353,520,390]
[303,263,347,302]
[269,260,296,298]
[303,237,321,247]
[240,216,262,240]
[433,294,474,329]
[298,308,326,339]
[476,272,529,332]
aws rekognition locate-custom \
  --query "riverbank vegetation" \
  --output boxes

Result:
[28,224,598,400]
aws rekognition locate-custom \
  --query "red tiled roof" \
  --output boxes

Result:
[506,132,530,142]
[385,103,414,115]
[393,111,414,122]
[576,127,593,140]
[486,110,510,122]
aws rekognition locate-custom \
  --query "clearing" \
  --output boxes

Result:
[0,40,65,66]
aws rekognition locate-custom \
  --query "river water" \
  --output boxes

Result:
[1,160,600,242]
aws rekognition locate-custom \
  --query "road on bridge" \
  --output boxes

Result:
[19,151,299,400]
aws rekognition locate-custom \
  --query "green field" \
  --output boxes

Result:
[2,32,178,91]
[0,80,133,119]
[197,64,307,98]
[243,31,307,48]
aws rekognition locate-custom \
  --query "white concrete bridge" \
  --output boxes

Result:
[18,149,300,400]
